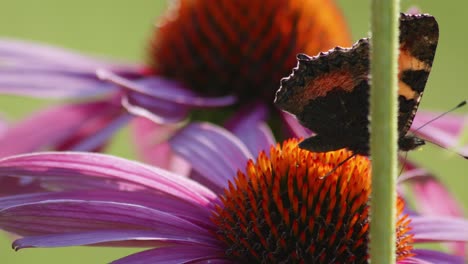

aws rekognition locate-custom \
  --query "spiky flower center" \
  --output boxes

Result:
[212,139,413,263]
[149,0,350,104]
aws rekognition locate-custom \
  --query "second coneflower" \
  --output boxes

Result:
[0,0,350,163]
[0,119,466,263]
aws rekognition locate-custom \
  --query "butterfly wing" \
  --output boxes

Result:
[397,13,439,138]
[275,39,371,155]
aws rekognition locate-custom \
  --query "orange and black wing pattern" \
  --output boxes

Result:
[275,13,439,155]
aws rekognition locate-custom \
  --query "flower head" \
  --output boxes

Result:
[149,0,350,103]
[0,0,350,165]
[0,117,466,263]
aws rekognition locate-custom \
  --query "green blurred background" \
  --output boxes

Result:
[0,0,466,263]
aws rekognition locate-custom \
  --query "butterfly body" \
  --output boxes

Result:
[274,13,438,156]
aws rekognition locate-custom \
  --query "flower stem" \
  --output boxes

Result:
[369,1,400,264]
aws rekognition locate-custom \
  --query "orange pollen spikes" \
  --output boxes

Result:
[212,139,414,263]
[149,0,351,103]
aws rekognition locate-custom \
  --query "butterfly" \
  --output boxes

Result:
[274,13,438,156]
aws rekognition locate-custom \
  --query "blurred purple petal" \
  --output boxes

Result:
[0,152,217,203]
[122,95,189,124]
[0,115,6,136]
[412,111,467,137]
[131,118,190,175]
[225,103,275,155]
[70,113,133,151]
[411,111,468,157]
[280,111,311,138]
[411,249,465,264]
[0,100,124,157]
[399,161,464,217]
[0,72,115,98]
[112,244,227,264]
[98,69,236,107]
[399,160,466,256]
[0,38,139,73]
[0,38,141,98]
[411,216,468,242]
[170,123,253,192]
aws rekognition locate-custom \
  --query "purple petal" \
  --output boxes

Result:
[0,38,141,98]
[0,72,116,98]
[98,69,236,107]
[0,100,123,157]
[0,152,218,204]
[0,38,139,73]
[0,200,215,240]
[170,123,253,192]
[0,190,212,224]
[412,111,467,137]
[399,162,464,217]
[12,230,215,249]
[122,95,189,124]
[111,244,227,264]
[130,118,190,175]
[69,113,133,151]
[225,103,275,155]
[411,216,468,242]
[411,111,468,157]
[280,111,312,138]
[400,161,466,256]
[410,249,465,264]
[0,115,6,136]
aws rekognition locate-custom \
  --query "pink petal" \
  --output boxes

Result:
[98,69,236,107]
[170,123,253,192]
[0,152,218,204]
[131,118,190,175]
[410,249,464,264]
[0,100,123,157]
[411,216,468,242]
[225,103,275,155]
[111,244,227,264]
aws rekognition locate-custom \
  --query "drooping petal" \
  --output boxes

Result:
[111,244,228,264]
[0,200,217,247]
[0,38,140,98]
[399,160,466,256]
[224,103,275,155]
[0,100,125,157]
[0,190,212,224]
[131,118,190,174]
[98,69,237,107]
[0,38,139,72]
[0,71,116,98]
[399,161,464,218]
[170,123,253,192]
[411,216,468,242]
[411,111,468,157]
[122,94,190,124]
[0,152,218,204]
[280,111,312,138]
[410,249,465,264]
[412,111,467,138]
[12,230,213,249]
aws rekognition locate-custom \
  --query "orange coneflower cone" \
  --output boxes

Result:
[212,139,414,263]
[149,0,351,104]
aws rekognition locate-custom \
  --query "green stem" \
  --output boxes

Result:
[369,1,400,264]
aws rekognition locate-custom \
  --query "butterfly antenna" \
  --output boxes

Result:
[413,100,466,132]
[321,153,357,178]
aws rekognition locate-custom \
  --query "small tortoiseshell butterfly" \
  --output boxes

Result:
[274,13,438,156]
